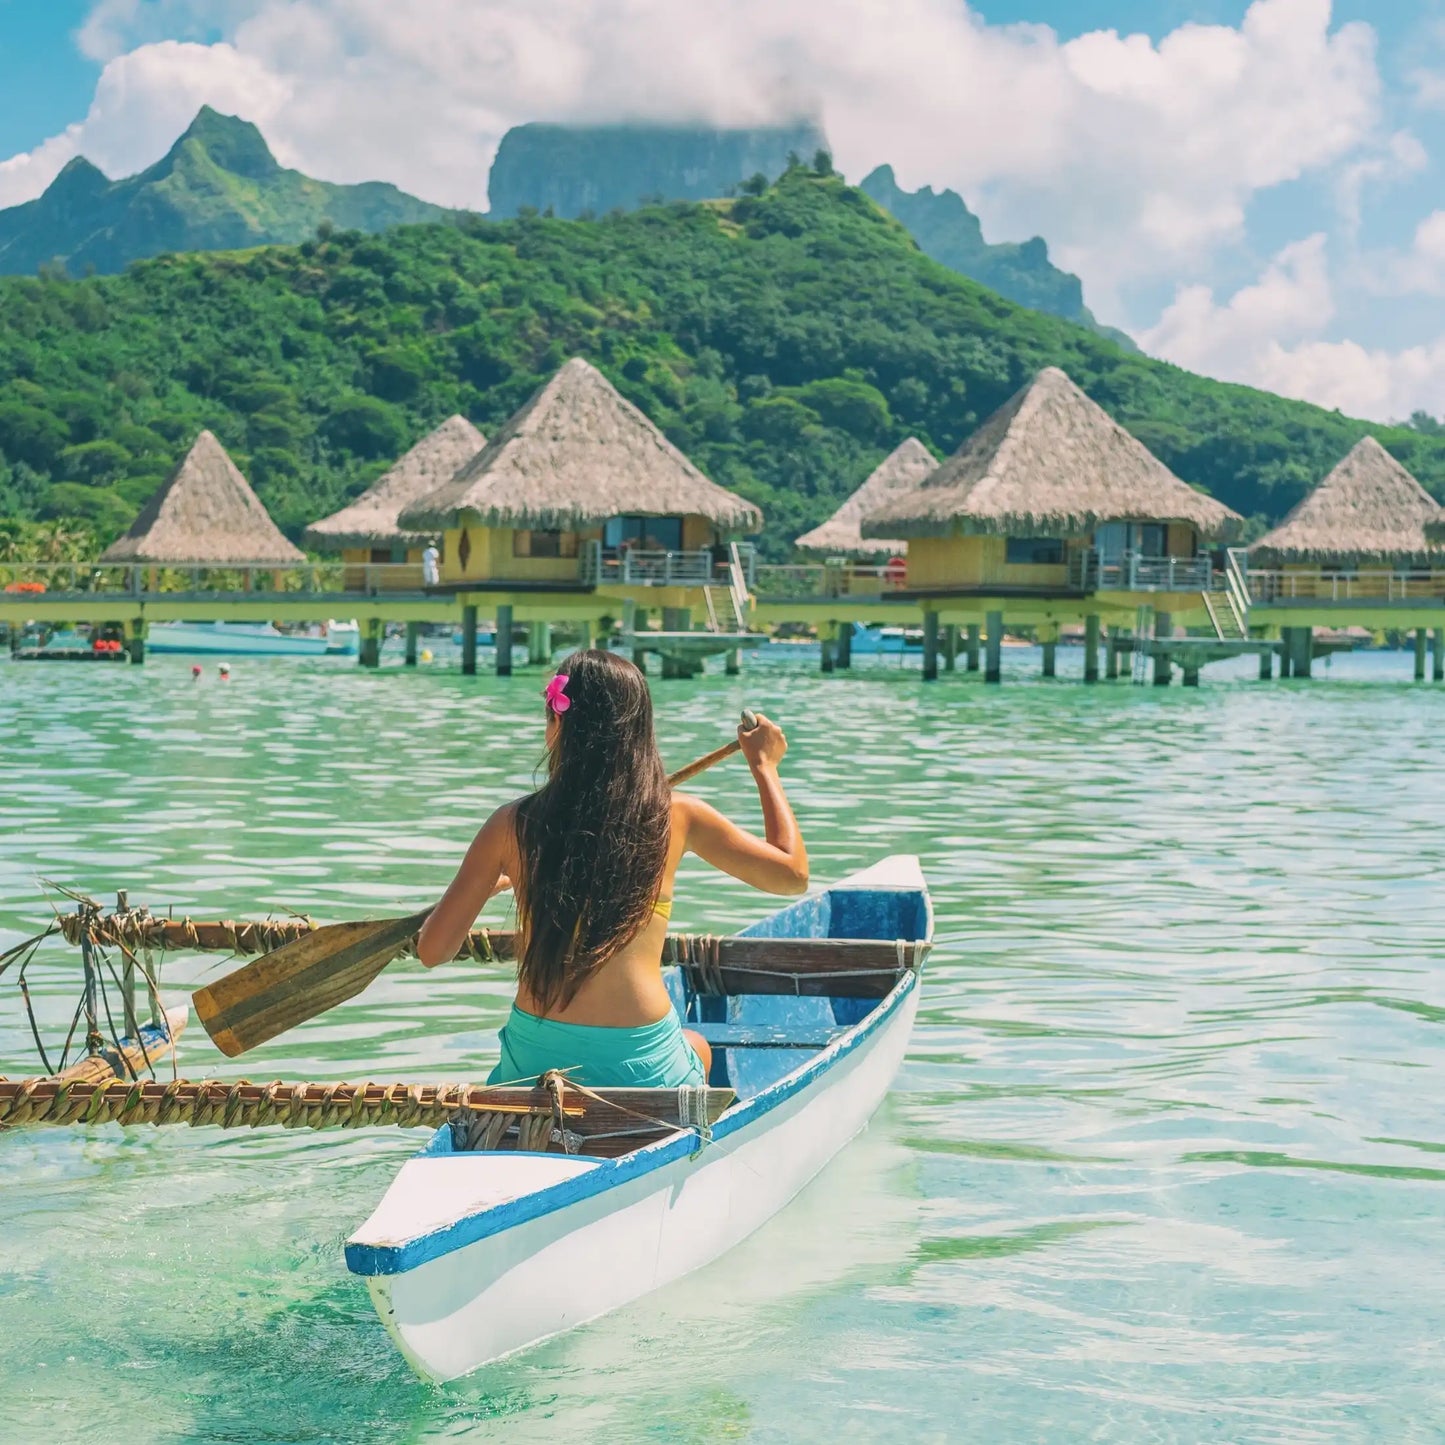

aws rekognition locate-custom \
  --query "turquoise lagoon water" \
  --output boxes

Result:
[0,644,1442,1443]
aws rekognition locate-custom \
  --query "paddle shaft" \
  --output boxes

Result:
[193,709,762,1056]
[666,709,758,788]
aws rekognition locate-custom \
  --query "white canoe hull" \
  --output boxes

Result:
[364,977,918,1381]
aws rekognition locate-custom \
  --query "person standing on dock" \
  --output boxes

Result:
[422,541,440,587]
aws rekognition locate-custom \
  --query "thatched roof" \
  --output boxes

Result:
[862,367,1242,542]
[303,416,485,551]
[398,358,762,533]
[1253,437,1445,564]
[99,431,304,565]
[794,439,935,556]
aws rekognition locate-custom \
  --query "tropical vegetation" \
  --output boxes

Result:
[2,158,1443,561]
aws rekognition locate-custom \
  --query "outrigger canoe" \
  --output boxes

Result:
[345,855,932,1381]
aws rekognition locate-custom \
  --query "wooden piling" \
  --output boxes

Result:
[820,624,835,674]
[1084,614,1100,684]
[461,604,478,676]
[404,621,419,667]
[985,610,1003,684]
[1434,628,1444,682]
[942,624,958,672]
[725,648,741,676]
[1105,628,1120,680]
[1293,626,1313,679]
[1152,611,1172,686]
[495,604,513,677]
[1259,646,1274,680]
[1416,628,1429,681]
[921,609,939,682]
[528,620,552,668]
[1279,628,1294,678]
[126,617,145,665]
[835,623,852,670]
[1041,636,1056,678]
[661,607,691,679]
[360,616,382,669]
[965,623,981,673]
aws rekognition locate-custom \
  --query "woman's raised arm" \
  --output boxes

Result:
[679,714,809,895]
[416,803,516,967]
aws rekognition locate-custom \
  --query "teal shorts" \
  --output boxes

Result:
[487,1004,706,1088]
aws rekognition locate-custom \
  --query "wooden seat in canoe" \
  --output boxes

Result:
[666,936,927,998]
[448,1080,736,1160]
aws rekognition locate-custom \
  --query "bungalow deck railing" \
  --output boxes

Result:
[580,546,757,589]
[1247,568,1445,603]
[1068,551,1218,593]
[753,563,907,600]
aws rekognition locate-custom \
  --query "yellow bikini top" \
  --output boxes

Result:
[653,896,673,921]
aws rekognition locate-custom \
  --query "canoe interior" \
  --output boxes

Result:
[668,880,931,1100]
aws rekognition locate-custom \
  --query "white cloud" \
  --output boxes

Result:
[0,0,1387,302]
[1142,234,1445,421]
[1334,129,1427,236]
[1142,234,1334,371]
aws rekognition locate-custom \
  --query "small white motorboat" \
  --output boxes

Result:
[146,619,361,657]
[345,855,932,1381]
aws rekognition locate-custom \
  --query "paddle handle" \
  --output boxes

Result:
[666,710,758,788]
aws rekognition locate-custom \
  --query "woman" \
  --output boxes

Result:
[417,649,808,1087]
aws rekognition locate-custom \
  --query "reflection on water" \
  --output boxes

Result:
[1,646,1442,1442]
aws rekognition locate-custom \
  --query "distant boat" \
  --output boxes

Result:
[147,620,361,657]
[11,627,128,662]
[846,623,922,654]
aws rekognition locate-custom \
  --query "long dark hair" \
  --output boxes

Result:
[514,649,671,1014]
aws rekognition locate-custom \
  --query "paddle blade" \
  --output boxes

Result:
[192,910,430,1058]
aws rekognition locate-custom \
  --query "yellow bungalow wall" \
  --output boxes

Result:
[905,526,1206,593]
[904,535,1070,591]
[437,515,723,586]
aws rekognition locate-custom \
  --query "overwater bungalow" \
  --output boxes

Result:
[863,368,1240,600]
[1250,437,1444,595]
[99,430,304,569]
[858,368,1243,679]
[795,438,935,562]
[304,416,485,590]
[1249,436,1445,678]
[398,358,762,601]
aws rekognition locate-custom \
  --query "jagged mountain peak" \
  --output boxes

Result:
[161,106,280,181]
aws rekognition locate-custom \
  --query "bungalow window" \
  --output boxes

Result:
[604,516,684,552]
[1005,537,1065,565]
[513,529,578,558]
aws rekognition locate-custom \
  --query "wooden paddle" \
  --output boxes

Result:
[193,710,761,1057]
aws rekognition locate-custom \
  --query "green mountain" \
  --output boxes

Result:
[859,164,1134,348]
[487,120,831,219]
[0,107,448,277]
[0,161,1438,557]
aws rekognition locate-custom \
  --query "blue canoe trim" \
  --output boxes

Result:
[344,881,930,1279]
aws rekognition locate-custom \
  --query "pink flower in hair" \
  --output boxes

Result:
[544,673,571,714]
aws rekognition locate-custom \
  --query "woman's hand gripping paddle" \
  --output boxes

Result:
[192,711,760,1057]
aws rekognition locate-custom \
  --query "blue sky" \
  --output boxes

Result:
[3,1,1445,422]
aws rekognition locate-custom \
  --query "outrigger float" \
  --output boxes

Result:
[0,857,931,1381]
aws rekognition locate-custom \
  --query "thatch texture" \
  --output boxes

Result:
[303,416,485,550]
[99,431,304,564]
[1252,437,1445,564]
[794,439,935,556]
[399,358,762,532]
[862,367,1242,542]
